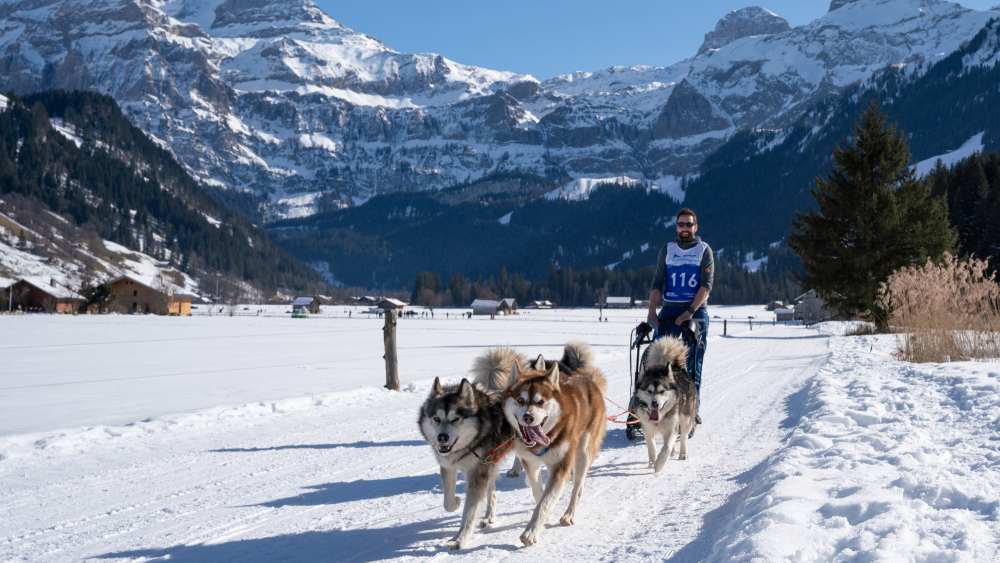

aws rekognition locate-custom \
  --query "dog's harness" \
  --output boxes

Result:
[472,435,516,465]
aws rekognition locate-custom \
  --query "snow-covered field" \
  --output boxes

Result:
[1,306,997,562]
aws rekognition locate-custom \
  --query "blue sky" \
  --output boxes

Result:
[314,0,1000,80]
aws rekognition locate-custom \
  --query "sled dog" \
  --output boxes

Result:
[418,376,511,550]
[503,341,607,546]
[633,336,698,472]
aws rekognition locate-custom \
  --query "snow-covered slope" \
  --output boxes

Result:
[0,0,995,215]
[0,212,198,299]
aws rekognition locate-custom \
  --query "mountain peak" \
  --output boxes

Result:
[698,7,791,56]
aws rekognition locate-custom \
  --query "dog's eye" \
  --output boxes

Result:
[451,418,460,424]
[517,398,525,405]
[536,399,545,405]
[432,417,440,423]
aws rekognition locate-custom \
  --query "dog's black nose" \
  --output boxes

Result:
[522,413,534,425]
[651,402,659,409]
[437,433,449,444]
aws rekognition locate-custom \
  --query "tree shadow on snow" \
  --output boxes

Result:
[92,515,521,563]
[210,440,425,453]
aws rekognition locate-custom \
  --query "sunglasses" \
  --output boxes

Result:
[677,221,696,228]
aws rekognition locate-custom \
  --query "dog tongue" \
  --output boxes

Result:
[649,407,660,423]
[523,424,551,447]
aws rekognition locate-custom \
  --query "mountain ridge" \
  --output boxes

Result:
[1,0,994,218]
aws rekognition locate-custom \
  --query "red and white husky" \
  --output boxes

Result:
[502,341,607,546]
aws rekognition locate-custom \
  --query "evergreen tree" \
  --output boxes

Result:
[789,102,957,328]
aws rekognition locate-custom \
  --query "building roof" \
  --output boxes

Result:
[14,277,83,300]
[378,298,407,307]
[605,296,631,305]
[107,273,194,297]
[291,296,316,306]
[470,299,500,308]
[775,308,795,314]
[500,298,517,307]
[794,289,817,303]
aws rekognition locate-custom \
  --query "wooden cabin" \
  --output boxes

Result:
[2,277,83,313]
[108,274,193,315]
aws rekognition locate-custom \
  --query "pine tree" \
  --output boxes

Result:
[788,102,957,328]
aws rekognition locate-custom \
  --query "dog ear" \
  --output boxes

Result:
[459,378,474,400]
[432,377,444,397]
[507,362,521,389]
[545,362,560,391]
[534,354,545,369]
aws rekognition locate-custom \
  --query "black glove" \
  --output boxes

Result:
[632,322,653,349]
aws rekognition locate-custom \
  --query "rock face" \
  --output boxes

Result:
[697,7,791,56]
[0,0,994,218]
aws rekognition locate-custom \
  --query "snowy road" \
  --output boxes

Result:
[2,309,998,562]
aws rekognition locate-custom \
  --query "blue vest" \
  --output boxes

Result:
[662,241,708,302]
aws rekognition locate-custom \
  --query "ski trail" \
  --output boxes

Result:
[0,317,830,562]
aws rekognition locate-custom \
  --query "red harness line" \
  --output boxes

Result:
[480,436,516,465]
[608,407,641,425]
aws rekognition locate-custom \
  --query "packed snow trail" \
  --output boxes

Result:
[2,309,997,561]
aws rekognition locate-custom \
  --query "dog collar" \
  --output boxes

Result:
[514,433,550,456]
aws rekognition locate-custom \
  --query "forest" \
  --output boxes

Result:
[0,90,324,293]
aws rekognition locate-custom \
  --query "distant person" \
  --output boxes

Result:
[644,207,712,434]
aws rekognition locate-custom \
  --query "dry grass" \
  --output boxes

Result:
[877,253,1000,363]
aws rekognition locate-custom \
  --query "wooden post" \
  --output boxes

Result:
[383,309,399,391]
[724,319,727,336]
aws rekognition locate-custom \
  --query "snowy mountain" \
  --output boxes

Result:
[0,0,995,216]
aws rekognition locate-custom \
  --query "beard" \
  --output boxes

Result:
[678,230,694,242]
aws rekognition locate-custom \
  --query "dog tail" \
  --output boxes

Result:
[561,340,594,371]
[584,367,608,396]
[471,346,526,391]
[645,336,688,371]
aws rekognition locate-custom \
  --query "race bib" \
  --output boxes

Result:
[663,242,707,302]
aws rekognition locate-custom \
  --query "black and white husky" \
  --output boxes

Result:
[633,336,698,472]
[417,347,524,550]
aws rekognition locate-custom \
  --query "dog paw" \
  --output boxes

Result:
[678,453,690,461]
[506,468,521,478]
[520,529,540,546]
[647,461,655,469]
[445,537,467,551]
[444,497,461,512]
[479,516,495,528]
[559,514,575,526]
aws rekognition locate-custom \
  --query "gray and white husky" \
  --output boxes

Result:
[417,347,523,550]
[633,337,698,472]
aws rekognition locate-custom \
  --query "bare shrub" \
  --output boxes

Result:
[153,271,177,315]
[877,253,1000,363]
[844,322,879,336]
